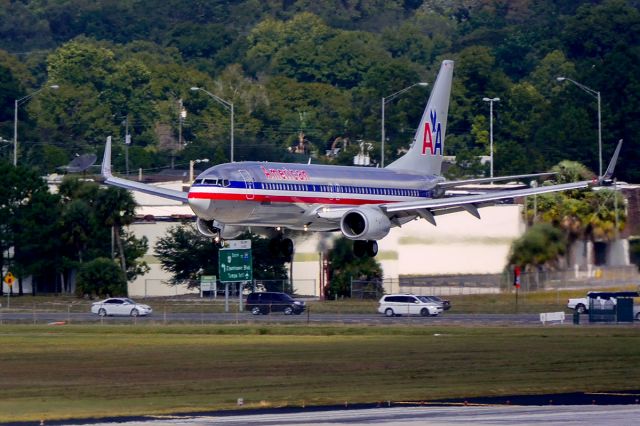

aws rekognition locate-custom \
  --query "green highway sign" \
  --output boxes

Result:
[200,275,216,292]
[219,248,252,282]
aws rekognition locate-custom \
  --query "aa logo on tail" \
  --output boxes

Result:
[421,110,443,156]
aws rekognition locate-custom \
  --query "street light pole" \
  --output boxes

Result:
[482,97,500,178]
[381,82,428,168]
[13,84,59,166]
[190,87,234,162]
[189,158,210,182]
[556,77,602,177]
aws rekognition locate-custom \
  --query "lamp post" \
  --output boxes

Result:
[189,158,210,183]
[14,84,59,166]
[381,82,428,167]
[190,87,234,162]
[482,97,500,178]
[556,77,602,177]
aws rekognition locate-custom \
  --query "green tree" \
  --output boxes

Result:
[94,186,139,275]
[155,225,288,288]
[508,223,567,270]
[155,223,220,286]
[76,257,127,298]
[527,187,626,267]
[0,163,61,294]
[58,177,149,285]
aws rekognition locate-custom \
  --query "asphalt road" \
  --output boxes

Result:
[0,310,579,326]
[43,404,640,426]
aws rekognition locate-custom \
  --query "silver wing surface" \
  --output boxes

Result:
[101,137,188,203]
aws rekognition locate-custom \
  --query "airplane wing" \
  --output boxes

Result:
[382,140,622,224]
[435,172,556,190]
[101,136,189,203]
[381,180,592,224]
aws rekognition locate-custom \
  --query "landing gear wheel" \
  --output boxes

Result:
[353,240,367,257]
[280,238,294,257]
[269,236,294,261]
[366,240,378,257]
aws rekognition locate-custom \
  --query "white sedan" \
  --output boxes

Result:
[91,298,152,317]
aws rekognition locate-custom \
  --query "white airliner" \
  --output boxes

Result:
[101,60,622,257]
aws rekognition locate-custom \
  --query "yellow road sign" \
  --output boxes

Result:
[4,272,15,286]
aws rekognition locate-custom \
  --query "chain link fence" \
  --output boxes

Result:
[396,265,640,296]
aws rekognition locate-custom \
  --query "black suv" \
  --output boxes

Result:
[246,292,305,315]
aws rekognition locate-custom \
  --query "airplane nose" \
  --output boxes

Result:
[187,195,214,219]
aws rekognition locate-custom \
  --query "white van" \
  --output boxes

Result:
[377,294,443,317]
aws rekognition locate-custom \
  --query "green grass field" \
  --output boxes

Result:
[1,324,640,422]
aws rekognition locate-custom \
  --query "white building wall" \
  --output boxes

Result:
[128,221,198,298]
[290,205,526,295]
[606,239,630,266]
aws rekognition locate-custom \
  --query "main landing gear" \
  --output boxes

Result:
[353,240,378,258]
[269,236,294,262]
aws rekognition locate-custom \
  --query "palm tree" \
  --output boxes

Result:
[526,161,626,268]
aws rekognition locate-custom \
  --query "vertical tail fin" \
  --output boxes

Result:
[386,60,454,175]
[101,136,113,178]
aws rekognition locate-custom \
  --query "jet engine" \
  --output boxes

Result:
[220,225,244,240]
[196,218,219,238]
[340,206,391,241]
[196,218,245,240]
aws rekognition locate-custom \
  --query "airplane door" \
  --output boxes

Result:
[239,170,255,200]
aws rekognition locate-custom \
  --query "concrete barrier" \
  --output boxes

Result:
[540,311,565,325]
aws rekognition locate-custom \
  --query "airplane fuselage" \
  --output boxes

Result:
[187,162,445,231]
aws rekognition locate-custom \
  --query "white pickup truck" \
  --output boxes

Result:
[567,292,640,320]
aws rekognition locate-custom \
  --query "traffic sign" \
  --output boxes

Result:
[219,248,252,282]
[225,239,251,249]
[4,271,15,286]
[200,275,216,292]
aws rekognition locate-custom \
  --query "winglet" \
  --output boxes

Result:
[101,136,113,178]
[602,139,623,181]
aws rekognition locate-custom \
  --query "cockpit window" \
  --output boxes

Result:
[203,178,219,185]
[222,179,230,187]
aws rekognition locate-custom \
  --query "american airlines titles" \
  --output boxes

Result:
[260,165,310,181]
[421,109,443,156]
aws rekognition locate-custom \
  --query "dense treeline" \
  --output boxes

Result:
[0,0,638,182]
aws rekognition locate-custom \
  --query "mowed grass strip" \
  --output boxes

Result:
[1,324,639,422]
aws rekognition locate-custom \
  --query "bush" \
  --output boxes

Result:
[76,257,127,298]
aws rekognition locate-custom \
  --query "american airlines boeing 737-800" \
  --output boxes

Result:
[101,60,622,257]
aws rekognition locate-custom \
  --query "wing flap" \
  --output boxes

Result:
[383,180,591,214]
[436,172,555,190]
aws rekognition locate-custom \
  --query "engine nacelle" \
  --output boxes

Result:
[220,225,244,240]
[196,218,244,240]
[196,218,219,238]
[340,206,391,241]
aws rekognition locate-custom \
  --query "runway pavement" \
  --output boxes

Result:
[38,404,640,426]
